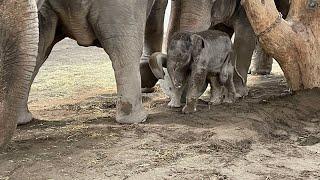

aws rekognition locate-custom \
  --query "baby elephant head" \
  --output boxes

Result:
[149,32,193,89]
[166,32,193,89]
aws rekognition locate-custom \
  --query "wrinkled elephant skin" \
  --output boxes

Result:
[17,0,159,125]
[0,0,39,147]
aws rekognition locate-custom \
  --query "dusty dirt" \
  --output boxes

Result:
[0,39,320,180]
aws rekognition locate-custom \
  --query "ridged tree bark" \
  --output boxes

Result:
[242,0,320,90]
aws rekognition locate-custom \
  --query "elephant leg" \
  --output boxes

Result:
[249,43,273,75]
[101,36,147,123]
[0,0,39,146]
[168,85,185,108]
[94,2,148,123]
[233,14,256,97]
[209,75,223,105]
[142,0,168,60]
[167,0,212,41]
[182,69,207,114]
[223,74,238,104]
[140,0,168,92]
[18,8,62,125]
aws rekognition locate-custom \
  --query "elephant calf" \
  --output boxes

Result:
[150,30,243,113]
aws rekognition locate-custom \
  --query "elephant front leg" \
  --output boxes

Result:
[182,69,207,114]
[159,70,185,108]
[17,10,61,125]
[168,85,185,108]
[249,43,273,75]
[0,0,39,146]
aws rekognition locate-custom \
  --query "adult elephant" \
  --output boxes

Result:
[0,0,39,146]
[13,0,158,126]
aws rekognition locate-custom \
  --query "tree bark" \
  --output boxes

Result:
[241,0,320,90]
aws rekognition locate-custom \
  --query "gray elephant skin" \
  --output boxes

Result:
[1,0,165,146]
[14,0,163,126]
[148,0,290,97]
[0,0,39,146]
[141,0,257,98]
[150,30,240,113]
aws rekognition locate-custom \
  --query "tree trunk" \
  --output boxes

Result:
[241,0,320,90]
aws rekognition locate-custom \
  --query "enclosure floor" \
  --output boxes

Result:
[1,39,319,180]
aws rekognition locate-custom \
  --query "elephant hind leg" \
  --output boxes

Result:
[100,35,148,123]
[208,76,223,105]
[249,43,273,75]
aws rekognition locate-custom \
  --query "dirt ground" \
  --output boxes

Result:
[1,39,320,180]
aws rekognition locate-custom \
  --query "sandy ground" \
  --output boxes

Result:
[0,39,320,180]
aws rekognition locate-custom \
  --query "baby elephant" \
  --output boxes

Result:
[150,30,243,113]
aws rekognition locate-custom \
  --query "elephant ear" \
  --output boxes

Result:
[149,52,168,80]
[211,0,238,25]
[190,34,205,58]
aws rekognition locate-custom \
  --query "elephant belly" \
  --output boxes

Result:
[48,0,96,46]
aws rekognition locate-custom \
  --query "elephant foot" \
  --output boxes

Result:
[249,68,272,75]
[223,96,235,104]
[209,97,222,106]
[182,105,196,114]
[235,84,249,98]
[17,108,33,125]
[168,99,182,108]
[141,87,155,93]
[182,99,197,114]
[116,108,148,124]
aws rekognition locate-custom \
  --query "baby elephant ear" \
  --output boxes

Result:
[190,34,205,56]
[149,52,167,80]
[211,0,238,26]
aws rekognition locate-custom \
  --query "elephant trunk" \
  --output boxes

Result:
[0,0,39,147]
